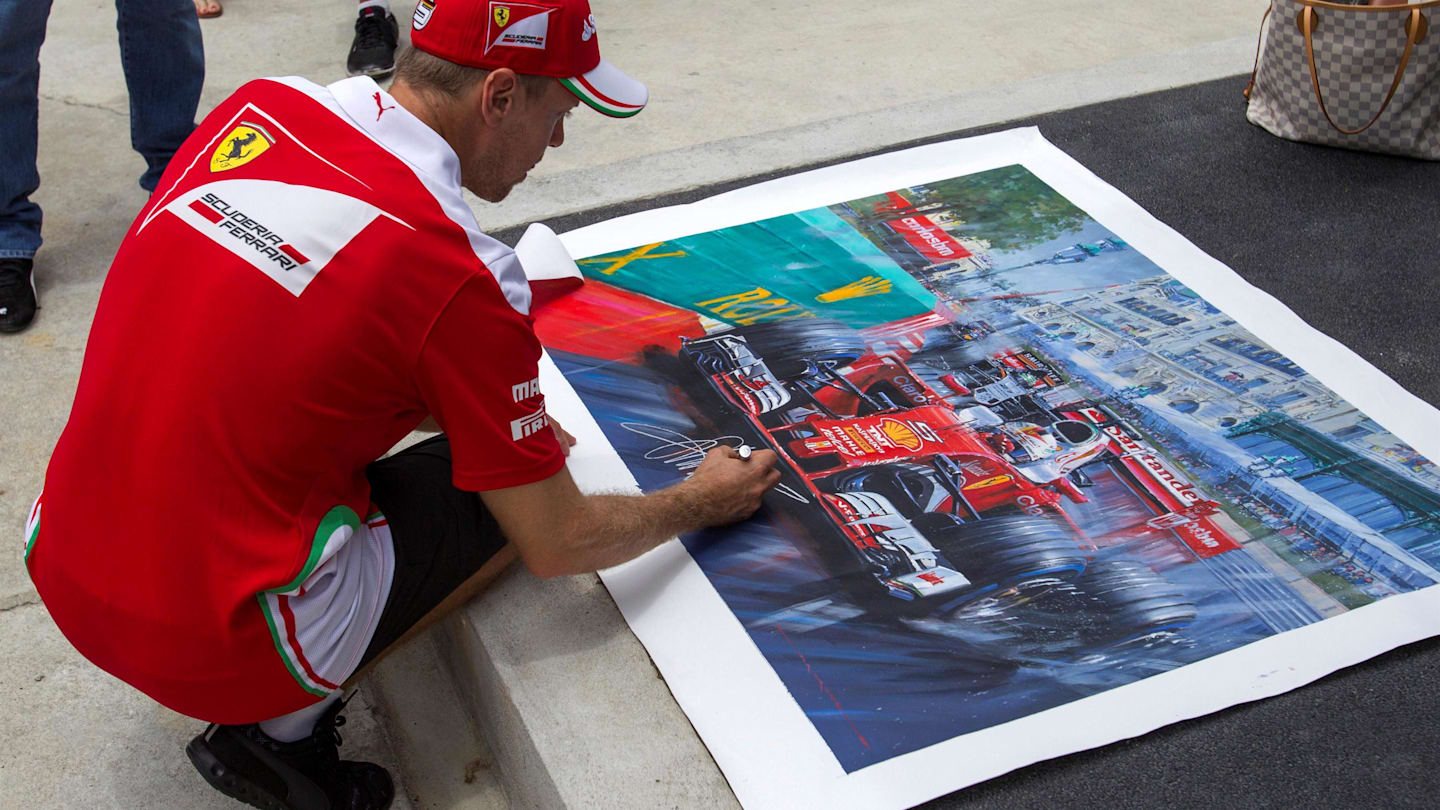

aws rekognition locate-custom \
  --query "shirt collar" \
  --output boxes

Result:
[328,76,462,191]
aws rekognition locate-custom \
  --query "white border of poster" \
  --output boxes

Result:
[535,128,1440,810]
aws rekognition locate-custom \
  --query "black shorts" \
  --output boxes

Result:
[355,434,506,669]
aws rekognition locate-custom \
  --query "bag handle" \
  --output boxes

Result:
[1244,3,1274,101]
[1299,5,1429,135]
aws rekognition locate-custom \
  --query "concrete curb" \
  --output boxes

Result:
[434,566,739,809]
[369,633,509,809]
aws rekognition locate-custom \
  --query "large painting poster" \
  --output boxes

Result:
[531,129,1440,809]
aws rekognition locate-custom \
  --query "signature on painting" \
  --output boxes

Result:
[619,422,808,503]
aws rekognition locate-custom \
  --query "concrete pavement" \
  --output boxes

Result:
[2,1,1269,807]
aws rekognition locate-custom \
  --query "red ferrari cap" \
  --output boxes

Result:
[409,0,647,118]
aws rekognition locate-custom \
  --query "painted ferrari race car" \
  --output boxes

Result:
[681,319,1111,604]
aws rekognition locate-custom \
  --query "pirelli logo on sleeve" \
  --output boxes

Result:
[509,377,547,441]
[510,407,549,441]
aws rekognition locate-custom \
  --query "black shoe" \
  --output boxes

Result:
[186,698,394,810]
[347,7,399,78]
[0,257,37,334]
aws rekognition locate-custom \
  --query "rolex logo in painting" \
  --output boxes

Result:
[816,275,893,303]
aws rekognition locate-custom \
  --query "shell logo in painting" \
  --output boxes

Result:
[880,418,924,452]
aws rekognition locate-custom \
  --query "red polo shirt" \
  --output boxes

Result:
[26,76,564,723]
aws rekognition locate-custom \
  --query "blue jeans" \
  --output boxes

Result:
[0,0,203,259]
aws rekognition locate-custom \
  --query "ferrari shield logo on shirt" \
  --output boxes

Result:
[486,2,551,53]
[210,124,274,173]
[147,178,413,297]
[413,0,436,30]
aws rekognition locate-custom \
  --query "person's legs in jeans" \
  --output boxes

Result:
[0,0,54,260]
[115,0,203,192]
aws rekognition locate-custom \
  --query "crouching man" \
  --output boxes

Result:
[24,1,780,808]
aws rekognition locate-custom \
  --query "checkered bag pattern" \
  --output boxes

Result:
[1248,0,1440,160]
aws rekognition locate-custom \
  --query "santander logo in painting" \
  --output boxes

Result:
[886,215,972,263]
[1102,424,1201,506]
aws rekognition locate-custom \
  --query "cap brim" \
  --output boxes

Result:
[560,59,647,118]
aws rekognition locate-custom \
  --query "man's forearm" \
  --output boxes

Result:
[482,446,780,578]
[533,482,709,576]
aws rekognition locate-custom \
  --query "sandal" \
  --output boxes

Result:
[193,0,222,18]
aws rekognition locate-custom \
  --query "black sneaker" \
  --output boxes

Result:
[0,257,38,334]
[347,7,399,78]
[186,698,394,810]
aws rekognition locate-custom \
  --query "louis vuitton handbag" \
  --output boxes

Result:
[1245,0,1439,159]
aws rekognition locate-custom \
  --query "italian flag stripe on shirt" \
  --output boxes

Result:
[23,494,42,563]
[257,505,360,696]
[259,593,334,697]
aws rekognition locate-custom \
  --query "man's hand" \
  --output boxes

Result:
[682,446,781,526]
[550,416,576,456]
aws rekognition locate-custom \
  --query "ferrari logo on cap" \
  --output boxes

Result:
[210,123,273,173]
[485,2,552,53]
